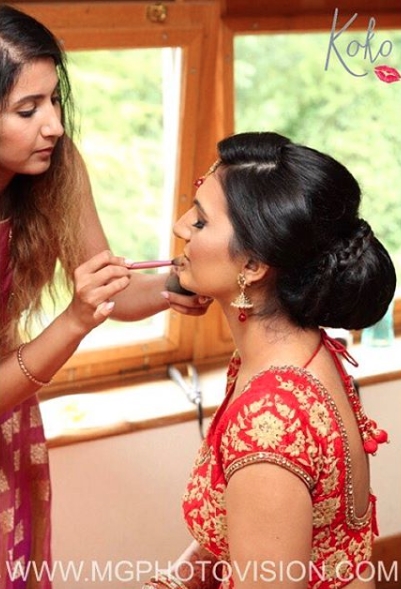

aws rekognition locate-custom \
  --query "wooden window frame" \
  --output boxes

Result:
[11,1,399,398]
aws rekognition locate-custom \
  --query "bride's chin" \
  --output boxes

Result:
[165,273,196,295]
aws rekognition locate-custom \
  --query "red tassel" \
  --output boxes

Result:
[363,439,378,455]
[372,429,388,444]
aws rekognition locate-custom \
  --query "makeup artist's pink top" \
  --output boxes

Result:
[183,332,379,589]
[0,219,52,589]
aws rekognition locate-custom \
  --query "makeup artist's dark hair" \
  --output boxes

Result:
[217,131,396,330]
[0,4,83,348]
[0,3,73,128]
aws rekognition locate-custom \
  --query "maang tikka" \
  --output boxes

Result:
[231,273,253,322]
[194,159,221,188]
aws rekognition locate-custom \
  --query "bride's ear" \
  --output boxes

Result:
[243,258,269,284]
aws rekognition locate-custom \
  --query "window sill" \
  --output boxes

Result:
[42,337,401,448]
[42,363,228,448]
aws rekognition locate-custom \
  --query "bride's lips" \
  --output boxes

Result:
[172,256,185,267]
[165,258,195,295]
[172,255,189,269]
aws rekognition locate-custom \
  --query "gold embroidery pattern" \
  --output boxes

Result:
[14,449,20,471]
[313,497,342,527]
[275,367,372,531]
[195,438,213,468]
[30,442,48,465]
[1,417,13,444]
[0,507,14,534]
[30,403,42,428]
[183,361,375,589]
[0,469,9,493]
[15,520,24,545]
[247,411,286,449]
[15,487,21,509]
[12,409,21,433]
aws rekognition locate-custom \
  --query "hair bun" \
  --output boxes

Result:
[356,218,374,244]
[318,219,374,274]
[345,219,374,265]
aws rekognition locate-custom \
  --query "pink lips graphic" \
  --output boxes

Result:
[374,65,401,83]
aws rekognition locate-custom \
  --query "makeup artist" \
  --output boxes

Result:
[143,132,396,589]
[0,5,210,587]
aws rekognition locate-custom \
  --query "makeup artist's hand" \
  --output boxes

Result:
[163,291,213,316]
[65,250,131,333]
[163,274,213,315]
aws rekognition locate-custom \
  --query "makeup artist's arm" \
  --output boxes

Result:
[0,251,131,414]
[77,152,211,320]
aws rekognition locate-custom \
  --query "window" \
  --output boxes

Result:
[68,47,182,349]
[234,31,401,282]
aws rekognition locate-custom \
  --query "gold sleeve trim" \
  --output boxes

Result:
[224,451,315,490]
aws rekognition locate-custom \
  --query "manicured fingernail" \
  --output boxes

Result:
[124,258,135,266]
[100,301,115,313]
[95,300,115,318]
[160,291,170,300]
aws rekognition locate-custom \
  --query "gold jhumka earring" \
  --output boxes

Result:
[230,273,253,322]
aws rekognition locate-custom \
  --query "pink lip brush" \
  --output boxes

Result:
[126,258,182,270]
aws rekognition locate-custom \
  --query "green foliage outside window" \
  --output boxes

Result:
[68,49,166,262]
[47,48,172,344]
[235,32,401,281]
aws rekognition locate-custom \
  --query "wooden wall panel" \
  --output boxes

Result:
[222,0,401,18]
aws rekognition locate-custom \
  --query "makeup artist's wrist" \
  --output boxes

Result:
[61,304,97,339]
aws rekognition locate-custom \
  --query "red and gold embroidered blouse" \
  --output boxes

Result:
[182,332,379,589]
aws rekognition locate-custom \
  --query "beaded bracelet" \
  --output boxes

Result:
[17,344,52,387]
